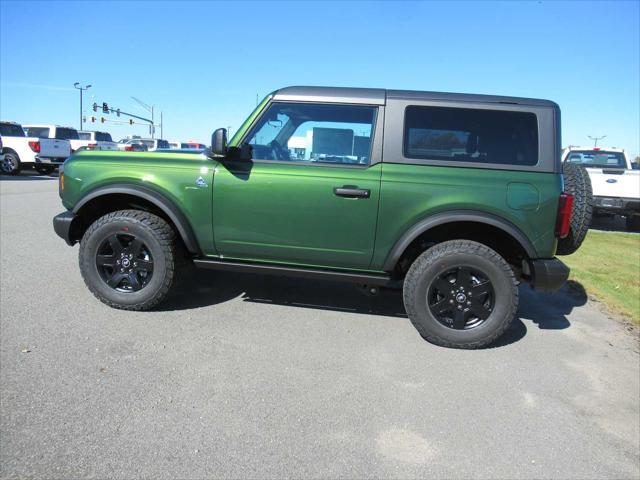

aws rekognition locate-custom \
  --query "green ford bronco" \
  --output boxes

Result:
[53,86,592,349]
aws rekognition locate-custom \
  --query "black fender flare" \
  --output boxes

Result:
[382,210,538,272]
[72,183,201,254]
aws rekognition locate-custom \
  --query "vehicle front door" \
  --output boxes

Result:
[212,101,383,270]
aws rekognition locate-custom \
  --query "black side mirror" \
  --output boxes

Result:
[211,128,227,157]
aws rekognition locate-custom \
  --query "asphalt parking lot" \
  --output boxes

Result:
[1,173,639,479]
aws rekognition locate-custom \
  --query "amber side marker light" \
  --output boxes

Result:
[59,172,64,192]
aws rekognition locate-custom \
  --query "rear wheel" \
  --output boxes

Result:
[1,152,21,175]
[79,210,180,310]
[556,163,592,255]
[403,240,518,349]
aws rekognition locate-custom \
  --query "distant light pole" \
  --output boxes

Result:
[73,83,91,131]
[588,135,607,147]
[131,96,155,139]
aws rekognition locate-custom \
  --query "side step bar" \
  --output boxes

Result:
[192,258,396,286]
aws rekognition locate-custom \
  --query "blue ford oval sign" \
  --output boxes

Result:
[606,179,617,183]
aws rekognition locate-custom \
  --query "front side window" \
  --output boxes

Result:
[243,102,376,165]
[404,106,538,166]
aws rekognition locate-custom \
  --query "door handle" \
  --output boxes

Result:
[333,186,370,199]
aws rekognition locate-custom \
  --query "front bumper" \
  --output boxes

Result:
[593,196,640,215]
[53,211,79,246]
[529,258,570,293]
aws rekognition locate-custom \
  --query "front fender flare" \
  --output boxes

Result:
[73,183,201,254]
[382,210,538,272]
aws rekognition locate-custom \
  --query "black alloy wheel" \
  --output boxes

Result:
[96,233,154,292]
[427,266,494,330]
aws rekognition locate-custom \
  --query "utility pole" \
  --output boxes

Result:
[73,83,92,131]
[131,96,156,139]
[588,135,607,147]
[160,112,163,139]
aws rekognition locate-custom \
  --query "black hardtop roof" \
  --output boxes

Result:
[273,86,558,108]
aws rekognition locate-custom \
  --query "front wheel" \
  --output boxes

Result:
[403,240,518,349]
[79,210,180,310]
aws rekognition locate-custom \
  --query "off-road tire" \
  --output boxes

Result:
[79,210,180,310]
[556,163,592,255]
[403,240,518,349]
[1,152,21,175]
[626,215,640,232]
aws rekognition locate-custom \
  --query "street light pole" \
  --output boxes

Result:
[73,83,92,131]
[588,135,607,147]
[131,96,156,139]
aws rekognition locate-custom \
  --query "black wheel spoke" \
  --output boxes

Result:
[434,278,453,295]
[471,280,491,298]
[430,298,450,316]
[457,267,472,290]
[128,238,143,257]
[469,299,492,320]
[107,272,126,288]
[108,236,123,257]
[135,259,153,272]
[452,308,467,329]
[128,272,141,290]
[96,254,115,267]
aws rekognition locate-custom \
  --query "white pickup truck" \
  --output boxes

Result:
[1,121,71,175]
[77,130,118,151]
[562,146,640,231]
[24,124,82,154]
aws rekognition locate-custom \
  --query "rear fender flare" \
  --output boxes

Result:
[382,210,537,272]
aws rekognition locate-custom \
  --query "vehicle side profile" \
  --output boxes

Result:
[53,86,590,348]
[1,121,71,175]
[77,130,118,151]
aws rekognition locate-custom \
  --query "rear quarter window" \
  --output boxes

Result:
[404,106,538,166]
[24,127,50,138]
[56,128,79,140]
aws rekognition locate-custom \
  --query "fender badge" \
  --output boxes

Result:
[195,176,208,188]
[606,179,617,183]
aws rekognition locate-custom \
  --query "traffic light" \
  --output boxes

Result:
[92,102,97,112]
[102,102,109,113]
[90,116,96,123]
[116,109,120,117]
[129,119,133,125]
[101,117,105,123]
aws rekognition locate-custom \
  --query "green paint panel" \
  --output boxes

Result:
[62,151,220,255]
[507,182,540,211]
[370,163,561,269]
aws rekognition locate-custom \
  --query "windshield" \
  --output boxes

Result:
[24,127,50,138]
[566,150,627,168]
[0,123,25,137]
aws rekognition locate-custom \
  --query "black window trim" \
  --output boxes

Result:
[238,100,385,168]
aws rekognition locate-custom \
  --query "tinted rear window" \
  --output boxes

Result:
[56,128,79,140]
[157,140,170,149]
[95,132,113,142]
[0,124,25,137]
[404,106,539,166]
[25,127,50,138]
[78,132,92,140]
[565,151,626,168]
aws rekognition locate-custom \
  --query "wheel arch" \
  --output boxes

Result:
[72,184,201,254]
[383,210,538,273]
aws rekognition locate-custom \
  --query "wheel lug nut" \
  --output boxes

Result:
[449,300,453,304]
[116,260,120,264]
[133,262,137,266]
